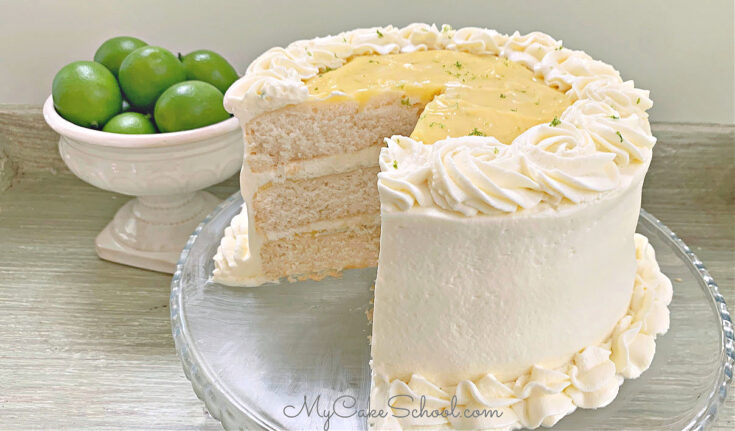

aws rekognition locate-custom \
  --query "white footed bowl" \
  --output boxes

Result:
[43,95,243,273]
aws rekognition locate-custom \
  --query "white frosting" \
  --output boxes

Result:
[430,137,543,215]
[515,121,620,203]
[370,168,645,388]
[447,26,506,55]
[212,205,254,283]
[500,31,561,70]
[369,233,672,430]
[534,49,621,93]
[375,93,655,215]
[377,115,637,215]
[264,213,380,241]
[561,100,656,165]
[568,79,653,118]
[250,144,383,188]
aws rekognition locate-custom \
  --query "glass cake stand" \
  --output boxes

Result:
[170,193,734,431]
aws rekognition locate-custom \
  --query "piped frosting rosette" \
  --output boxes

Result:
[513,121,620,204]
[428,137,543,215]
[370,233,672,430]
[500,31,561,70]
[561,100,657,165]
[377,136,432,211]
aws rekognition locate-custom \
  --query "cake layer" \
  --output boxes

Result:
[252,166,380,233]
[259,223,380,280]
[370,170,646,387]
[244,95,419,172]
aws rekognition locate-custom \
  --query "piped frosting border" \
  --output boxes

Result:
[368,233,672,430]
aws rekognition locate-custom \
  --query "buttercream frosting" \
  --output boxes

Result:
[369,233,672,430]
[377,113,638,215]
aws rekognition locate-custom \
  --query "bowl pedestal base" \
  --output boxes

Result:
[95,191,221,273]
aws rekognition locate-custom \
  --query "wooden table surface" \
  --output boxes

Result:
[0,108,733,430]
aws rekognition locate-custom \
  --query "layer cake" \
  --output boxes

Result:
[213,24,672,430]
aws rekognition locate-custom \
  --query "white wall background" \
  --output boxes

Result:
[1,0,733,124]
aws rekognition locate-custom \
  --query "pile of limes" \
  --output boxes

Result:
[51,36,239,134]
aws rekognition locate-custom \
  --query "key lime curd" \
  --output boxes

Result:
[305,50,572,145]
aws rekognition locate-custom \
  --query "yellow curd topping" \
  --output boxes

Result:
[306,50,572,144]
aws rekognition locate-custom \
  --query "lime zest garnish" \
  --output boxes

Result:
[468,128,486,136]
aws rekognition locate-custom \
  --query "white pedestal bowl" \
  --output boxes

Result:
[43,96,243,273]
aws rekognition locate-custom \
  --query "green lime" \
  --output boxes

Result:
[102,112,157,134]
[52,61,122,129]
[180,50,239,94]
[154,81,229,132]
[118,46,186,111]
[93,36,147,77]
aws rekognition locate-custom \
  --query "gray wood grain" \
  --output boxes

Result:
[0,107,732,430]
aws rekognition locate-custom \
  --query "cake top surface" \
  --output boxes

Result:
[224,24,652,122]
[306,50,572,145]
[224,24,656,216]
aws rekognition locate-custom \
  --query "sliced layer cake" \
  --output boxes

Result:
[213,24,671,430]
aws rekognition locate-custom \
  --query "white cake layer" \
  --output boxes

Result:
[370,170,644,387]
